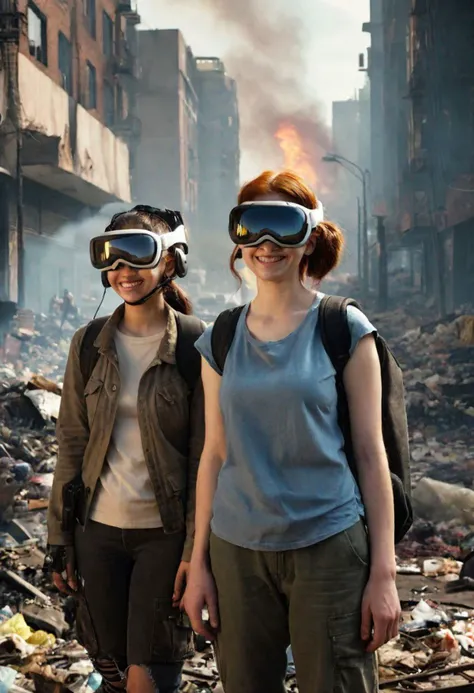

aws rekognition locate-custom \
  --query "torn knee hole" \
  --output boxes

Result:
[126,665,158,693]
[93,658,125,691]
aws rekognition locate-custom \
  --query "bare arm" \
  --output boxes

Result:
[343,333,396,577]
[344,333,400,651]
[191,358,226,566]
[181,379,205,563]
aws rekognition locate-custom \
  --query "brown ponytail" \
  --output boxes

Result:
[300,221,345,281]
[163,280,193,315]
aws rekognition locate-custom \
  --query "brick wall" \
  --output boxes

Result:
[18,0,128,127]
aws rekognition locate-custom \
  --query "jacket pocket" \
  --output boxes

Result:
[155,385,190,452]
[84,377,103,428]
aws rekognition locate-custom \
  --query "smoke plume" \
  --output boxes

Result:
[177,0,335,191]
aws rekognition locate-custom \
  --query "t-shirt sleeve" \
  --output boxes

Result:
[346,305,377,356]
[194,323,222,375]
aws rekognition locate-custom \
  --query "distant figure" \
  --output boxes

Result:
[0,301,17,358]
[60,289,78,328]
[49,294,61,317]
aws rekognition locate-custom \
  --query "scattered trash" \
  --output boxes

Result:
[0,301,472,691]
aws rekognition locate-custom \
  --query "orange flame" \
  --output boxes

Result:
[275,122,318,188]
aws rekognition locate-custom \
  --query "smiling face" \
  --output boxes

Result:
[106,258,169,303]
[240,192,317,285]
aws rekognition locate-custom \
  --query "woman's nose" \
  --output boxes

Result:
[260,240,279,252]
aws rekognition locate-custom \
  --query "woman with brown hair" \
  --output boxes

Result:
[184,172,400,693]
[46,206,204,693]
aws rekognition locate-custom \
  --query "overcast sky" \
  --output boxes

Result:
[136,0,370,178]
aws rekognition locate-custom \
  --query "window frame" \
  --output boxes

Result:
[27,1,48,66]
[58,31,73,96]
[102,10,114,58]
[104,80,115,127]
[84,0,97,39]
[86,60,97,110]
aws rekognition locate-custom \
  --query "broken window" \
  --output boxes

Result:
[84,0,96,39]
[104,81,115,126]
[27,1,47,66]
[58,32,73,96]
[86,61,97,110]
[103,11,114,58]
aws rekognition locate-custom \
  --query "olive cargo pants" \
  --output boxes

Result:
[209,520,378,693]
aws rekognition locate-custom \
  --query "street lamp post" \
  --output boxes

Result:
[322,153,370,301]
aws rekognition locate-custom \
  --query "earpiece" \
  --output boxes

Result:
[174,247,188,278]
[101,272,110,288]
[235,248,243,260]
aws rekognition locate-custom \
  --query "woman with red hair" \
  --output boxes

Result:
[184,170,400,693]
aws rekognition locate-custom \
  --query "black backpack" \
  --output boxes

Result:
[210,295,413,544]
[79,313,203,390]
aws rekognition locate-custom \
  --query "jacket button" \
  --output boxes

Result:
[112,384,117,392]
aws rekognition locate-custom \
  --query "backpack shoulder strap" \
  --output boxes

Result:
[175,313,205,390]
[211,306,245,374]
[318,295,361,375]
[79,316,109,388]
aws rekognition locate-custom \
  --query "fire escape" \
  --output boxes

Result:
[0,0,21,44]
[406,0,432,230]
[407,0,447,314]
[109,1,141,167]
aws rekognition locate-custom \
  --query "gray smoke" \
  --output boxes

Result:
[175,0,334,187]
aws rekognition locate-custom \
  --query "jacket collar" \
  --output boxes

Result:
[93,303,177,365]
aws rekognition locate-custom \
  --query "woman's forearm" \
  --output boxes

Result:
[356,444,396,578]
[191,451,223,565]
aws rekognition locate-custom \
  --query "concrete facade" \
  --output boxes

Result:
[195,57,239,242]
[133,29,199,231]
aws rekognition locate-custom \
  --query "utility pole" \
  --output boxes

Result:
[322,153,370,301]
[362,173,369,300]
[357,197,362,283]
[0,0,24,306]
[375,214,388,312]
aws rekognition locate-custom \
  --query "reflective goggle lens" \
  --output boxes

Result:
[229,205,308,246]
[90,234,157,270]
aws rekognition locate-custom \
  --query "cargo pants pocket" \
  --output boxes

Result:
[151,599,194,663]
[329,611,378,693]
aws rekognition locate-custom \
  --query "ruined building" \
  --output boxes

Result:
[0,0,140,311]
[133,34,240,270]
[365,0,474,313]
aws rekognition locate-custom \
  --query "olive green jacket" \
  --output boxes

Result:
[47,305,205,562]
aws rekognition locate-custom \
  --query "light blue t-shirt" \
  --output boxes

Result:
[195,294,377,551]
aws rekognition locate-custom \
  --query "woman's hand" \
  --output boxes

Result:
[172,561,190,608]
[46,545,78,594]
[361,571,400,652]
[183,560,219,641]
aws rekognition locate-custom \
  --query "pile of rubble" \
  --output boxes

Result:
[0,304,473,692]
[378,309,474,564]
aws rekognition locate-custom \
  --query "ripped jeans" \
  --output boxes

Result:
[75,521,193,692]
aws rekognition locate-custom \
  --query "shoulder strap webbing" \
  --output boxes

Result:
[175,313,205,390]
[211,306,245,374]
[79,316,109,388]
[318,295,360,375]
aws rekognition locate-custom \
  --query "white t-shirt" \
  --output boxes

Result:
[90,328,164,529]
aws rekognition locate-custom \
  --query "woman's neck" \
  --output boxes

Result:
[119,293,168,337]
[251,277,316,318]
